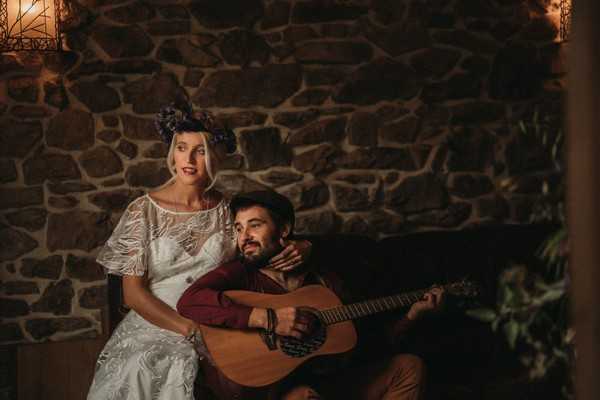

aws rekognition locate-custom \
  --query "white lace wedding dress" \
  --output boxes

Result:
[87,194,237,400]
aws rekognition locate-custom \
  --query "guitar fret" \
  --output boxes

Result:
[372,299,381,313]
[399,294,408,306]
[356,303,364,318]
[338,307,347,322]
[381,297,389,311]
[333,308,343,322]
[382,297,390,309]
[385,296,394,309]
[327,310,336,324]
[314,281,473,328]
[357,302,366,316]
[371,300,380,313]
[343,307,353,321]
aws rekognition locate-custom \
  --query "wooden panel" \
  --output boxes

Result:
[568,1,600,399]
[17,337,107,400]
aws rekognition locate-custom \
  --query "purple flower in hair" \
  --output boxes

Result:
[154,103,236,154]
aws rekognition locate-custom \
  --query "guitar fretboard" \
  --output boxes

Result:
[317,289,427,325]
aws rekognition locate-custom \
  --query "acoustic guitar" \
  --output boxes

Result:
[198,281,478,387]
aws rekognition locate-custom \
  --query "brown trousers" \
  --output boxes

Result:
[202,353,425,400]
[281,354,426,400]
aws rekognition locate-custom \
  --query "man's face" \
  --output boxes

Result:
[234,205,286,267]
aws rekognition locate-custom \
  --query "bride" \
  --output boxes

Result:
[87,103,310,400]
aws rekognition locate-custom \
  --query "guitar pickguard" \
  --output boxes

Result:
[279,323,326,358]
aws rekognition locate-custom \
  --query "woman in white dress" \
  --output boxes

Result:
[87,104,310,400]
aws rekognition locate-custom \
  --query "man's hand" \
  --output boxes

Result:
[266,239,312,272]
[274,307,317,339]
[407,286,445,320]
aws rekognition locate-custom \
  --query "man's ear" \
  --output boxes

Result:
[280,223,292,239]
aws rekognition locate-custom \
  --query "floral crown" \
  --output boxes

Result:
[154,103,236,154]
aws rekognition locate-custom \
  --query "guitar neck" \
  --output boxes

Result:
[318,289,427,325]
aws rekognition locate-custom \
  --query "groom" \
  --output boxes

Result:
[178,190,444,399]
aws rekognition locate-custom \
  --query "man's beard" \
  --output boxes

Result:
[240,236,283,269]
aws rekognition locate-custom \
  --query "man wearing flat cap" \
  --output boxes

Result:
[177,190,444,400]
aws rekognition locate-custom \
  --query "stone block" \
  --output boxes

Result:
[0,119,43,158]
[92,24,154,58]
[121,114,162,141]
[293,144,339,176]
[288,117,346,146]
[66,254,106,282]
[122,73,188,114]
[125,161,171,188]
[347,112,378,146]
[239,127,291,171]
[70,81,121,113]
[333,58,419,105]
[46,109,94,151]
[294,42,372,64]
[21,255,63,279]
[385,173,449,214]
[194,64,301,108]
[79,285,107,309]
[31,279,74,315]
[79,146,123,178]
[5,208,47,231]
[0,187,43,210]
[47,211,113,252]
[88,189,144,212]
[220,29,270,66]
[189,0,263,29]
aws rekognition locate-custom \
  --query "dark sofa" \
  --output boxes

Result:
[107,223,553,399]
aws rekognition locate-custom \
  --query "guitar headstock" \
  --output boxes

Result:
[442,280,480,298]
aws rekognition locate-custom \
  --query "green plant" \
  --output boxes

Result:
[468,107,573,398]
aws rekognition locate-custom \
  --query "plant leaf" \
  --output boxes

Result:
[466,308,497,322]
[504,319,519,349]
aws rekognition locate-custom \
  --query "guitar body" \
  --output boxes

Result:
[199,285,357,387]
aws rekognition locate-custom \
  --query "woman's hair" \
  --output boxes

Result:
[155,103,236,191]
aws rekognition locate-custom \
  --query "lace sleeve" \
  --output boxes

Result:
[96,197,149,276]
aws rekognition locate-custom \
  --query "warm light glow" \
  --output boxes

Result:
[8,0,56,38]
[559,0,572,42]
[1,0,62,51]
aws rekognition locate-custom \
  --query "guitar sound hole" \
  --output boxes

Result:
[279,319,326,358]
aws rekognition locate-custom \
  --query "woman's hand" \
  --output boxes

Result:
[407,286,445,320]
[266,239,312,272]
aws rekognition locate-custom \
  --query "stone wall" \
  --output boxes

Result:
[0,0,566,344]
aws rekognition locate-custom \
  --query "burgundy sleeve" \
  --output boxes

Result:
[386,315,417,348]
[177,261,253,329]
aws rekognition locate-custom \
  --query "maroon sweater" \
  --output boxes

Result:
[177,259,344,328]
[177,259,416,399]
[177,259,415,349]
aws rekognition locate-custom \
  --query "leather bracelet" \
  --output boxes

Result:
[266,308,275,333]
[263,308,278,350]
